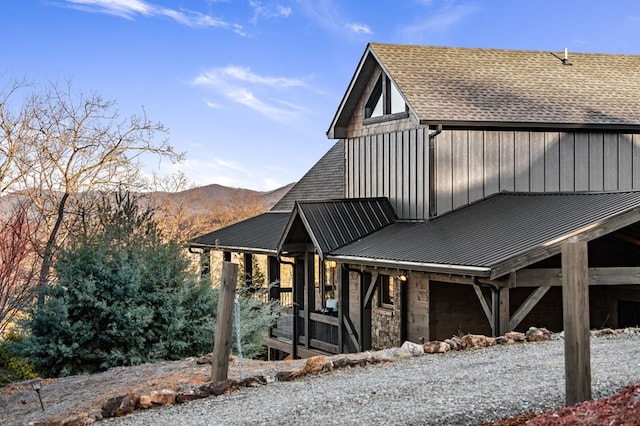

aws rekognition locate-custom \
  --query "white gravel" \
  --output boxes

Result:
[103,332,640,425]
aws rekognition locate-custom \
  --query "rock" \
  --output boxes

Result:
[503,331,526,343]
[276,370,304,381]
[240,376,267,387]
[461,334,489,349]
[149,389,176,405]
[423,341,451,354]
[525,327,551,342]
[175,384,210,404]
[375,347,413,361]
[401,341,425,356]
[444,338,461,350]
[101,393,140,418]
[199,379,239,396]
[139,394,153,409]
[303,355,326,374]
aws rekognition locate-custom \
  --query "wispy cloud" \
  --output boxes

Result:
[62,0,245,34]
[347,23,373,35]
[249,0,292,23]
[401,3,478,43]
[295,0,374,36]
[191,66,309,122]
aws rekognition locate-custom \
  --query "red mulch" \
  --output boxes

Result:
[485,382,640,425]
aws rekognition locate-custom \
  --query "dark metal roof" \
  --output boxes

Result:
[329,43,640,137]
[330,191,640,278]
[279,198,396,258]
[189,212,289,254]
[271,140,345,211]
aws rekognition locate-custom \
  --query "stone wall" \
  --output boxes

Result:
[371,276,403,349]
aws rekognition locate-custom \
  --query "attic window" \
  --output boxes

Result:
[364,74,407,121]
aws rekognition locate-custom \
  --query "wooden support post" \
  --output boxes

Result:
[243,253,253,290]
[267,256,280,301]
[211,261,238,382]
[562,240,591,406]
[499,287,510,334]
[491,288,500,337]
[304,251,315,349]
[292,258,305,358]
[360,272,373,351]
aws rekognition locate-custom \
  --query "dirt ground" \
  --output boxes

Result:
[0,355,308,425]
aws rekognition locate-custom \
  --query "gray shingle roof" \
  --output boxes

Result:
[271,140,344,211]
[189,212,289,254]
[329,43,640,136]
[330,191,640,278]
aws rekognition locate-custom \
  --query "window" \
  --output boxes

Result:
[364,74,406,120]
[379,275,394,308]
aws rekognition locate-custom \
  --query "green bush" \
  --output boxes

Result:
[0,333,39,386]
[16,191,279,377]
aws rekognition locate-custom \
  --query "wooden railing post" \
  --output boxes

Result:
[211,261,239,382]
[562,239,591,406]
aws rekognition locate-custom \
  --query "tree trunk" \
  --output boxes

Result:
[37,192,69,304]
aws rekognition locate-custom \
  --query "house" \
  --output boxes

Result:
[189,43,640,359]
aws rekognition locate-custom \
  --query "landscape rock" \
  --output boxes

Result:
[175,384,210,404]
[139,394,153,409]
[526,327,552,342]
[401,340,425,355]
[303,355,326,374]
[460,334,496,349]
[444,338,461,350]
[199,379,239,396]
[504,331,526,342]
[148,389,176,405]
[276,370,305,381]
[423,341,451,354]
[101,393,140,418]
[375,347,413,361]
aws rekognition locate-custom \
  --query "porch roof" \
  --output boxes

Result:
[189,211,289,255]
[329,191,640,279]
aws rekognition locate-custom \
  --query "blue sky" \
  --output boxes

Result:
[2,1,640,191]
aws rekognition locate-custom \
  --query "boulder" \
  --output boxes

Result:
[444,338,461,351]
[525,327,551,342]
[276,370,304,381]
[149,389,176,405]
[401,341,425,356]
[375,347,413,361]
[199,379,239,396]
[423,341,450,354]
[175,384,210,404]
[101,393,139,418]
[461,334,488,349]
[303,355,326,374]
[503,331,526,343]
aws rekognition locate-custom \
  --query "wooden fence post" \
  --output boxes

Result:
[562,239,591,406]
[211,261,239,382]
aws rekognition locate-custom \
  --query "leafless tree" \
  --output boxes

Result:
[0,77,184,295]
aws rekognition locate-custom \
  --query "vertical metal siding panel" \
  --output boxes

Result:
[603,133,619,190]
[347,139,355,198]
[484,131,500,196]
[383,133,390,198]
[589,133,604,191]
[499,131,515,191]
[530,132,545,192]
[416,129,425,219]
[575,133,590,191]
[633,134,640,189]
[514,131,530,191]
[559,132,575,191]
[365,135,372,197]
[436,130,453,215]
[619,134,632,189]
[352,138,360,197]
[377,134,384,197]
[409,130,418,219]
[389,132,397,213]
[360,136,367,196]
[402,131,411,219]
[469,130,484,202]
[544,132,560,192]
[452,130,469,209]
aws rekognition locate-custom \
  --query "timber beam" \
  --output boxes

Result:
[514,267,640,287]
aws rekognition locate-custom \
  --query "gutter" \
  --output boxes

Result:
[326,255,492,277]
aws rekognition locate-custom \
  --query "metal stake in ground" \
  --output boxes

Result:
[211,261,239,382]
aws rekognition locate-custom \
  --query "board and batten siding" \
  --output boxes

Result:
[434,130,640,215]
[345,128,429,220]
[345,128,640,220]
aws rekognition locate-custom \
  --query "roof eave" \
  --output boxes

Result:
[326,255,493,277]
[420,119,640,132]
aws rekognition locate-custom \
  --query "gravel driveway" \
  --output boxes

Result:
[103,332,640,425]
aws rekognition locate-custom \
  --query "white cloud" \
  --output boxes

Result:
[62,0,245,34]
[346,23,373,35]
[402,3,478,42]
[249,1,292,23]
[191,66,308,123]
